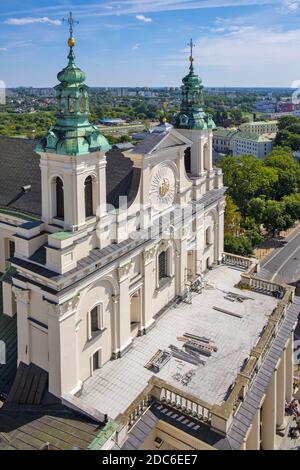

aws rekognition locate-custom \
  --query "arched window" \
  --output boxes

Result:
[184,147,191,174]
[69,96,76,113]
[56,177,64,220]
[85,176,94,219]
[79,92,85,113]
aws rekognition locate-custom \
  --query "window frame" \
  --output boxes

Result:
[88,303,104,341]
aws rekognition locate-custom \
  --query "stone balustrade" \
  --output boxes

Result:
[128,394,152,430]
[110,255,295,444]
[222,252,257,270]
[160,385,212,424]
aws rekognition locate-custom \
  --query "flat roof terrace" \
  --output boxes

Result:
[76,265,278,420]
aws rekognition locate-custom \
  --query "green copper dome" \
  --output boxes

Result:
[173,56,216,131]
[36,39,110,156]
[57,49,86,85]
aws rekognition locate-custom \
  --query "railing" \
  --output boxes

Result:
[127,394,152,430]
[116,377,213,436]
[114,255,294,440]
[248,277,285,296]
[160,386,212,424]
[222,252,256,270]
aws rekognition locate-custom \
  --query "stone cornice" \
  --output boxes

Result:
[43,294,80,320]
[12,286,30,305]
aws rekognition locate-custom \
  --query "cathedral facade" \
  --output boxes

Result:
[0,35,225,398]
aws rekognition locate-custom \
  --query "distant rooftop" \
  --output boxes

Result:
[232,132,273,142]
[213,129,238,138]
[241,120,278,126]
[76,265,277,420]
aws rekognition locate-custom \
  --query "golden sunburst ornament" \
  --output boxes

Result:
[159,178,170,198]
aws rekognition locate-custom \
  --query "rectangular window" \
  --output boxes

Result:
[9,240,15,259]
[206,228,211,247]
[89,305,104,341]
[91,307,100,332]
[159,251,168,280]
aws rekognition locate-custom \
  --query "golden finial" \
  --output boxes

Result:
[63,12,79,48]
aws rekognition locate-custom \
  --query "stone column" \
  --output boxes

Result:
[117,262,132,356]
[285,336,294,403]
[217,199,225,264]
[276,352,286,434]
[142,247,156,333]
[246,408,261,450]
[177,229,188,296]
[195,214,204,274]
[261,370,277,450]
[13,286,31,366]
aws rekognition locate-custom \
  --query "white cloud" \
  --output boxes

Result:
[0,1,282,21]
[0,47,7,51]
[136,14,153,23]
[5,17,61,26]
[282,0,300,12]
[132,43,140,50]
[166,25,300,86]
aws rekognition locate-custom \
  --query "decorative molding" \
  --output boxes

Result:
[12,286,30,305]
[112,294,120,305]
[143,247,156,264]
[44,294,80,318]
[117,262,132,281]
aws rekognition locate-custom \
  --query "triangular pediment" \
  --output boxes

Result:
[151,128,193,153]
[132,128,192,156]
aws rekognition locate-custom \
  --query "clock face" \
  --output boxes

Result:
[150,166,176,210]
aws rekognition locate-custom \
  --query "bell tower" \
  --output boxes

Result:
[173,39,215,178]
[35,13,110,232]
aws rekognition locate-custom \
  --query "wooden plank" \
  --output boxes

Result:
[49,415,100,435]
[213,306,243,319]
[9,436,36,450]
[42,416,95,444]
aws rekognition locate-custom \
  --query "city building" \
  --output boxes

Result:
[0,32,298,452]
[98,118,125,126]
[240,121,278,136]
[212,129,238,154]
[231,132,274,158]
[253,97,277,114]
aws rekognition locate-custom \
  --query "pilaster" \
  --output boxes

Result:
[12,286,31,366]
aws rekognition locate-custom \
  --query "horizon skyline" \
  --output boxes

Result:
[0,1,300,88]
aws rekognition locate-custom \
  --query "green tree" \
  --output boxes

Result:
[265,149,300,198]
[277,116,299,130]
[224,196,242,236]
[247,197,266,224]
[219,155,278,213]
[224,234,253,257]
[283,193,300,221]
[274,130,291,147]
[263,200,293,236]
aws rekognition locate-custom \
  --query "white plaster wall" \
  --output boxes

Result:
[77,279,114,383]
[29,324,49,371]
[30,290,49,326]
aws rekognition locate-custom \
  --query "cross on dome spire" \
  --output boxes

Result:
[63,11,79,48]
[188,38,195,71]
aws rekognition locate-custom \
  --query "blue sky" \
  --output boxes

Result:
[0,0,300,87]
